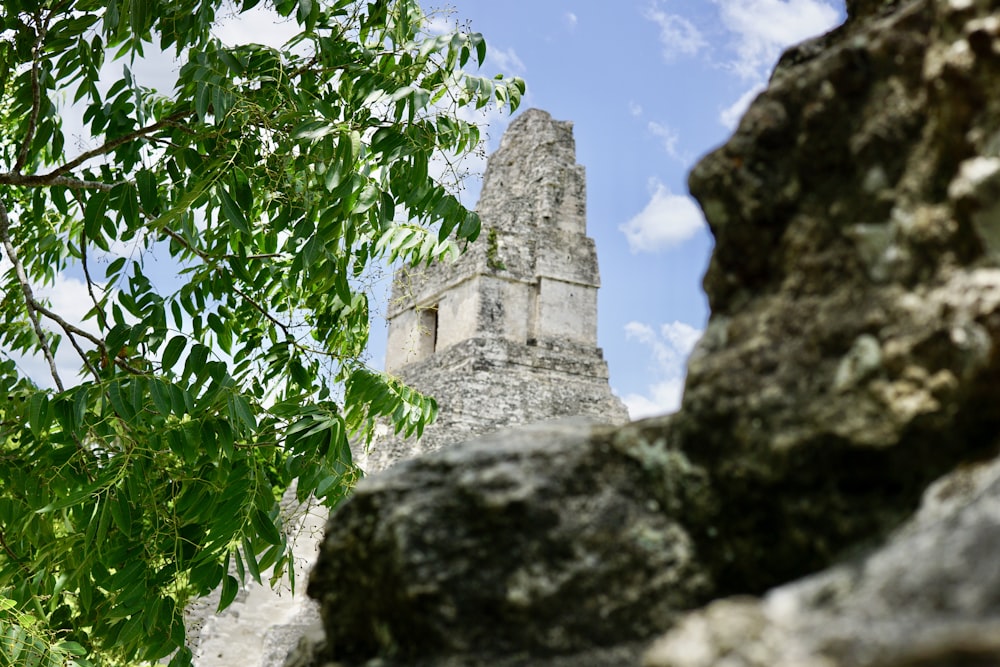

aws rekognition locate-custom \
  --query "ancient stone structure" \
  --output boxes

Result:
[188,109,627,666]
[368,108,628,470]
[294,0,1000,665]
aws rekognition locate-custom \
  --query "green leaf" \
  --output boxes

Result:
[110,490,133,535]
[251,508,282,545]
[292,119,335,142]
[161,335,186,372]
[150,379,172,416]
[106,322,131,356]
[228,393,257,433]
[136,168,158,212]
[217,575,239,612]
[217,186,251,235]
[107,380,135,421]
[242,538,262,584]
[195,81,210,123]
[83,191,109,246]
[354,183,380,214]
[28,391,50,438]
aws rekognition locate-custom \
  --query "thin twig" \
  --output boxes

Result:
[0,202,64,391]
[12,11,46,174]
[63,329,100,382]
[0,203,142,378]
[159,224,282,262]
[231,283,293,340]
[27,300,145,376]
[0,529,24,564]
[71,191,109,332]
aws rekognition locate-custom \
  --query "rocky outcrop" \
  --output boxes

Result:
[306,419,712,666]
[643,452,1000,667]
[674,0,1000,594]
[293,0,1000,665]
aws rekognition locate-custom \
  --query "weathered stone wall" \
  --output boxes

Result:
[295,1,1000,665]
[372,337,625,461]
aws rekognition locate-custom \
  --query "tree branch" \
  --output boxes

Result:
[29,300,145,376]
[231,282,294,340]
[1,110,192,189]
[0,202,63,391]
[12,11,46,174]
[0,199,142,382]
[73,189,110,332]
[47,111,194,178]
[0,172,120,191]
[159,223,282,263]
[64,328,100,382]
[0,528,24,564]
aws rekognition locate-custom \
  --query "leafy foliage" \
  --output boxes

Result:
[0,0,524,663]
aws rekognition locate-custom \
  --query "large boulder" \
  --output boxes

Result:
[305,419,713,666]
[676,0,1000,593]
[294,0,1000,665]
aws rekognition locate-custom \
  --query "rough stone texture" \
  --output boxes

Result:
[295,1,1000,666]
[369,336,626,467]
[369,108,628,471]
[674,0,1000,594]
[306,420,713,666]
[643,451,1000,667]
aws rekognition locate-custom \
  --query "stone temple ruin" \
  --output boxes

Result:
[188,108,628,665]
[368,108,628,470]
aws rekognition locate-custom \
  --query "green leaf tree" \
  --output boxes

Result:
[0,0,524,663]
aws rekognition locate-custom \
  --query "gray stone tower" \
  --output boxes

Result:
[371,108,628,470]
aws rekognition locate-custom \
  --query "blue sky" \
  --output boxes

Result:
[397,0,848,418]
[8,0,847,419]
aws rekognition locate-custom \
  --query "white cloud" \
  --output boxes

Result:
[647,120,683,161]
[423,15,455,36]
[628,101,644,117]
[716,0,840,80]
[622,379,685,420]
[488,46,526,75]
[625,320,702,370]
[565,12,578,29]
[620,179,706,253]
[648,121,677,153]
[644,2,708,61]
[719,83,765,129]
[37,274,102,339]
[621,320,703,419]
[213,5,301,48]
